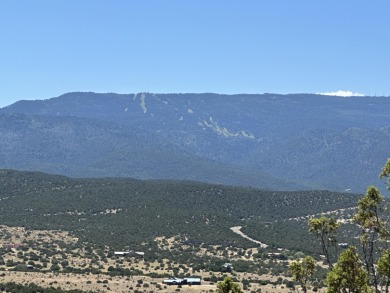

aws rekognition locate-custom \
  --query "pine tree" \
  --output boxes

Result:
[325,246,372,293]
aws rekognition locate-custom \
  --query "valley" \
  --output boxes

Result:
[2,0,390,291]
[0,93,389,292]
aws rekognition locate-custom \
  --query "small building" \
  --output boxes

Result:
[163,277,184,285]
[114,251,144,258]
[338,243,349,249]
[185,277,201,285]
[114,251,130,256]
[163,277,201,285]
[223,263,233,272]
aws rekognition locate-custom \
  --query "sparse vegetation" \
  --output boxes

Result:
[0,169,366,292]
[0,163,388,291]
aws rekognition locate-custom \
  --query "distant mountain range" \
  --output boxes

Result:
[1,92,389,192]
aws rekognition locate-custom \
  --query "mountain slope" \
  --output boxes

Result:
[1,92,389,192]
[0,112,302,190]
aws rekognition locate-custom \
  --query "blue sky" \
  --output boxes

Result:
[1,0,389,107]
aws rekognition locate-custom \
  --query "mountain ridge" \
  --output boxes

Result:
[1,92,389,192]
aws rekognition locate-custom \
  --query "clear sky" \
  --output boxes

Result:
[1,0,389,107]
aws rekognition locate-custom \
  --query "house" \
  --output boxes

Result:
[114,251,144,258]
[163,277,184,285]
[184,277,201,285]
[223,263,233,272]
[267,252,282,258]
[114,251,130,256]
[163,277,201,285]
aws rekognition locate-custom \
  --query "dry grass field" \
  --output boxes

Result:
[0,271,297,293]
[0,225,311,293]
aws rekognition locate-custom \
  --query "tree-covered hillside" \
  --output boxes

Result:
[0,112,303,191]
[0,169,360,254]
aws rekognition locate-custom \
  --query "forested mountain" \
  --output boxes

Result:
[1,92,389,192]
[0,112,301,190]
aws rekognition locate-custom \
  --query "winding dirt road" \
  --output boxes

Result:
[230,226,268,248]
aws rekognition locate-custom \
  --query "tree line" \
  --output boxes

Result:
[289,158,390,292]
